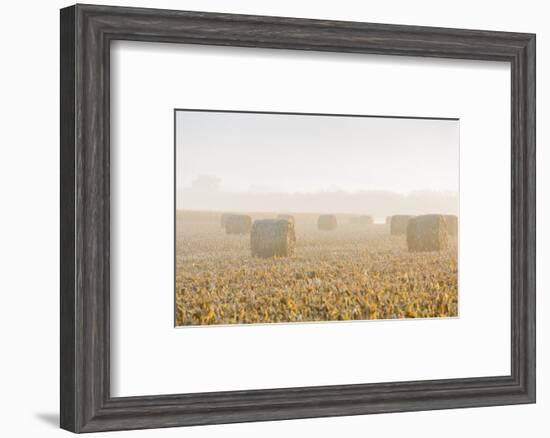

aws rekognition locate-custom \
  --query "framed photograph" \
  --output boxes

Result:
[60,4,536,433]
[174,109,460,326]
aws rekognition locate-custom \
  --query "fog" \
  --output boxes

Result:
[176,110,459,217]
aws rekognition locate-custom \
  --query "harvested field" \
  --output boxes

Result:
[176,210,458,326]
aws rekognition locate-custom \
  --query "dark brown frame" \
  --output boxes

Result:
[60,4,536,433]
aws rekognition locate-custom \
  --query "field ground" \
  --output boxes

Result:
[175,210,458,326]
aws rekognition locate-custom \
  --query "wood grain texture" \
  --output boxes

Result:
[60,4,536,433]
[60,5,76,431]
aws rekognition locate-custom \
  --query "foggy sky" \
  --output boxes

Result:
[176,110,459,214]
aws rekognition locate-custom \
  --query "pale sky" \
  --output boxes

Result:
[176,110,459,195]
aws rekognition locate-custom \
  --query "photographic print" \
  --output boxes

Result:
[175,110,459,326]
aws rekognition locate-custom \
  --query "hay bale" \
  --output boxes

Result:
[224,214,252,235]
[220,212,235,229]
[251,219,296,258]
[406,214,449,252]
[385,216,392,225]
[444,214,458,237]
[317,214,337,231]
[277,214,295,224]
[390,215,413,235]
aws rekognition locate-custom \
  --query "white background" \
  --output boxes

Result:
[111,42,510,396]
[0,0,547,437]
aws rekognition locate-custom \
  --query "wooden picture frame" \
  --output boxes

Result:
[60,4,536,433]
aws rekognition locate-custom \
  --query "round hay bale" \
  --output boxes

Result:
[317,214,337,231]
[277,214,295,224]
[224,214,252,235]
[406,214,449,252]
[251,219,296,258]
[444,214,458,237]
[220,212,235,229]
[390,215,413,235]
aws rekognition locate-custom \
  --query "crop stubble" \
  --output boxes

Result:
[175,211,458,326]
